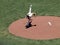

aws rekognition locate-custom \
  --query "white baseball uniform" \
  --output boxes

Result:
[27,5,33,17]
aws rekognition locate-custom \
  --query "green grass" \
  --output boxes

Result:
[0,0,60,45]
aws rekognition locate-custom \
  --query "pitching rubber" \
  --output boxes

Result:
[48,21,52,26]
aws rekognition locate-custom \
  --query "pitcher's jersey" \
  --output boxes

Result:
[27,13,33,17]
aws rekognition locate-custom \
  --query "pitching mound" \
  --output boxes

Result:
[8,16,60,40]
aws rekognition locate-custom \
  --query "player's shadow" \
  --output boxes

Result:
[32,24,36,27]
[25,23,36,29]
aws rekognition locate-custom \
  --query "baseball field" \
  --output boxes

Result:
[0,0,60,45]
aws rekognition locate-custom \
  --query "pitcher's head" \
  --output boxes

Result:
[30,4,32,7]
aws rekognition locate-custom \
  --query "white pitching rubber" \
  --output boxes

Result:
[48,22,52,26]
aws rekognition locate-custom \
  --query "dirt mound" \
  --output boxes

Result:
[8,16,60,40]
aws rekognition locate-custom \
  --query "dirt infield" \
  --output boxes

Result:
[8,16,60,40]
